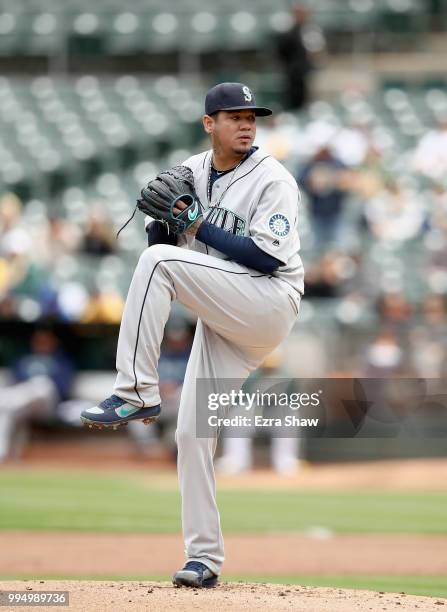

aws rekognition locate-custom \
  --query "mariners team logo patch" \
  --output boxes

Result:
[269,214,290,238]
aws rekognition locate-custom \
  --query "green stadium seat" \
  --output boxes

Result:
[143,11,180,52]
[188,11,220,52]
[27,12,62,55]
[0,0,434,56]
[0,10,27,55]
[222,11,263,51]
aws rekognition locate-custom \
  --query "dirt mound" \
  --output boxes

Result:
[1,581,445,612]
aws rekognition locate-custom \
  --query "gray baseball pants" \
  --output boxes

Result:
[114,244,300,575]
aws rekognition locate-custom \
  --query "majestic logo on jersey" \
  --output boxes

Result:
[269,214,290,238]
[206,207,246,235]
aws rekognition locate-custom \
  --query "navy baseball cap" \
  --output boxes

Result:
[205,82,272,117]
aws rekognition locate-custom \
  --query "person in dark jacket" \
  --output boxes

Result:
[276,4,313,110]
[298,145,349,251]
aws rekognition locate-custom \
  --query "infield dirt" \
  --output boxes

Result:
[2,531,447,577]
[1,580,446,612]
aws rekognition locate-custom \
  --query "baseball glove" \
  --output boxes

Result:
[137,165,203,235]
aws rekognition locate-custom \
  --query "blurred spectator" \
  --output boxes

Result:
[158,319,193,389]
[377,291,412,324]
[80,207,116,256]
[0,193,31,258]
[36,216,81,266]
[362,328,408,377]
[275,4,313,110]
[0,328,74,462]
[425,221,447,294]
[81,286,124,323]
[0,196,109,324]
[0,376,57,462]
[255,114,301,162]
[349,147,387,201]
[304,251,358,298]
[0,235,57,321]
[363,180,425,243]
[298,145,349,251]
[376,291,413,344]
[412,118,447,181]
[56,281,90,322]
[0,295,16,319]
[410,294,447,378]
[426,183,447,234]
[421,293,447,328]
[12,329,75,402]
[331,121,371,168]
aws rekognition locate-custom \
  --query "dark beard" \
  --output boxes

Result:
[232,142,252,155]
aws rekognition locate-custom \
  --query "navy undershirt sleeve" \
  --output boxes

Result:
[196,220,282,274]
[146,221,178,247]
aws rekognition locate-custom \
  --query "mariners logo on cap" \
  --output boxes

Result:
[242,85,253,102]
[269,214,290,238]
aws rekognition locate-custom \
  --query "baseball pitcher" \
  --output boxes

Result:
[81,82,304,588]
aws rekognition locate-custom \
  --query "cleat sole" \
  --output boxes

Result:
[172,576,217,589]
[142,416,159,425]
[81,418,128,430]
[172,569,218,589]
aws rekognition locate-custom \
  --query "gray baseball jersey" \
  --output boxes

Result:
[180,147,305,295]
[115,145,303,577]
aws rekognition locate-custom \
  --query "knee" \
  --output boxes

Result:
[139,243,177,269]
[175,428,217,460]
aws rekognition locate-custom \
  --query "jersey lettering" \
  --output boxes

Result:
[181,150,304,294]
[206,207,246,235]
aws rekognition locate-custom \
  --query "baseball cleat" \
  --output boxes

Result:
[80,395,160,429]
[172,561,218,588]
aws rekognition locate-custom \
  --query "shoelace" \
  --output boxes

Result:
[100,395,126,410]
